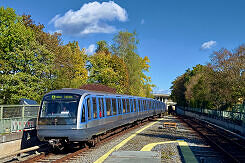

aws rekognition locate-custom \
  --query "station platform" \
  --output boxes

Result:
[73,115,224,163]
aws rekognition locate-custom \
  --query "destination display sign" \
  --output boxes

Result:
[44,94,80,100]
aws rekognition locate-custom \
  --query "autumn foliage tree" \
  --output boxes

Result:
[171,45,245,110]
[54,41,87,89]
[88,41,129,94]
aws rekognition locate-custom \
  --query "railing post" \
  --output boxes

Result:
[231,107,234,122]
[0,105,3,120]
[22,105,25,118]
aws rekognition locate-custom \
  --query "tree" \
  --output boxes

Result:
[184,65,212,109]
[22,15,88,90]
[54,41,88,89]
[88,41,129,94]
[170,73,188,107]
[0,7,54,104]
[22,14,62,54]
[96,40,110,54]
[112,31,154,97]
[208,46,245,109]
[22,14,62,91]
[171,44,245,110]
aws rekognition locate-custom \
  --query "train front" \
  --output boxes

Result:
[37,93,81,148]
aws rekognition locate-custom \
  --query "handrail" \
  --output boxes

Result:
[0,105,40,107]
[177,106,245,125]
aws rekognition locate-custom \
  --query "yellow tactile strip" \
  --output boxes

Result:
[94,118,164,163]
[94,118,197,163]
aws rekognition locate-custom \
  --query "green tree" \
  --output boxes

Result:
[170,73,188,107]
[112,31,154,97]
[184,65,212,108]
[0,7,54,104]
[22,14,62,91]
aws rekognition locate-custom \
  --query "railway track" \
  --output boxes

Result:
[20,115,160,163]
[180,115,245,163]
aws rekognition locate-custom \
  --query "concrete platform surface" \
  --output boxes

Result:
[104,151,161,163]
[0,139,21,157]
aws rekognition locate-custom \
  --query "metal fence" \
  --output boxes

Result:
[0,105,40,134]
[180,106,245,125]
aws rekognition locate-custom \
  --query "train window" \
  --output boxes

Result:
[106,98,112,116]
[126,99,130,113]
[145,100,147,110]
[147,101,149,110]
[92,97,97,119]
[118,99,122,114]
[134,99,137,112]
[130,99,133,112]
[87,98,91,120]
[81,104,85,122]
[112,98,117,115]
[102,98,105,117]
[142,100,145,111]
[138,100,142,111]
[142,100,145,110]
[122,99,126,113]
[98,98,105,118]
[138,100,140,111]
[142,100,144,111]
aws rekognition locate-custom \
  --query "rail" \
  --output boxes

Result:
[180,116,245,162]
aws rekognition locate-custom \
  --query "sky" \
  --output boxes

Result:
[1,0,245,94]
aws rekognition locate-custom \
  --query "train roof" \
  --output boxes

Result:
[44,88,156,100]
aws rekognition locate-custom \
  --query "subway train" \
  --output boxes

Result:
[37,88,166,148]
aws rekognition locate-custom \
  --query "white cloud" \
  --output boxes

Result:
[86,44,96,55]
[48,15,60,25]
[49,1,128,36]
[141,19,145,24]
[201,40,217,49]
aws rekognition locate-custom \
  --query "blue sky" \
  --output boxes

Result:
[2,0,245,94]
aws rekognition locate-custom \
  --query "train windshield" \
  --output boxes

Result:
[39,94,80,125]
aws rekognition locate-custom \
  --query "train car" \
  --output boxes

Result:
[37,88,166,148]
